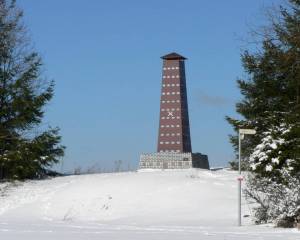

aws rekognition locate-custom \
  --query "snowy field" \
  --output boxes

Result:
[0,169,299,240]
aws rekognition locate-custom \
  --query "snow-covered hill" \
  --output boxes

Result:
[0,169,298,239]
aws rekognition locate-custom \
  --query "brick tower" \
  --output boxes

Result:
[157,52,192,153]
[139,53,209,170]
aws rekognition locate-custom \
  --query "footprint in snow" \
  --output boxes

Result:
[102,204,109,210]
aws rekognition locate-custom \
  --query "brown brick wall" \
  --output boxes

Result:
[157,56,192,153]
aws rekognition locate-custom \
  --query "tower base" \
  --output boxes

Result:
[139,152,209,170]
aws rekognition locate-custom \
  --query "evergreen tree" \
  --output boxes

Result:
[227,0,300,180]
[0,0,65,180]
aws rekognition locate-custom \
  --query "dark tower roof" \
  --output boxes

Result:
[161,52,187,60]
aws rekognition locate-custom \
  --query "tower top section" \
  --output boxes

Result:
[161,52,187,60]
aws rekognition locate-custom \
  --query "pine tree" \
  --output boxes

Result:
[0,0,65,180]
[227,0,300,180]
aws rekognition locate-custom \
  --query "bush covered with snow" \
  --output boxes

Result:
[245,124,300,227]
[245,171,300,227]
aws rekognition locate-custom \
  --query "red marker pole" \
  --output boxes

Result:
[238,132,242,226]
[238,129,256,227]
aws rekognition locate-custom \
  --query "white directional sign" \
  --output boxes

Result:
[239,129,256,135]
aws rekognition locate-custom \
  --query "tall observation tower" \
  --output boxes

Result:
[139,52,209,169]
[157,53,192,153]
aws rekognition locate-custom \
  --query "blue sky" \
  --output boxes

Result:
[18,0,282,172]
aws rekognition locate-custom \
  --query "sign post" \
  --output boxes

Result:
[238,129,256,226]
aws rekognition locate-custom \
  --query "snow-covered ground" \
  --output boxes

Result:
[0,169,299,239]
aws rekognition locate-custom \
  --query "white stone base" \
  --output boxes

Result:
[139,152,210,169]
[139,152,192,169]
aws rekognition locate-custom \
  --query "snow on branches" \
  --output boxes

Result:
[249,124,296,178]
